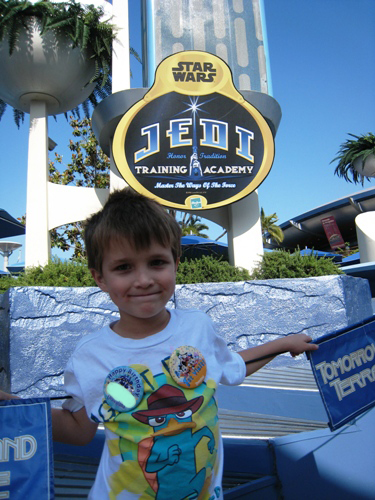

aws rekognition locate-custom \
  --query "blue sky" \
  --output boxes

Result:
[260,0,375,223]
[0,0,374,269]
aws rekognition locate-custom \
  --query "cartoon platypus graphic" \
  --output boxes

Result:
[133,384,215,499]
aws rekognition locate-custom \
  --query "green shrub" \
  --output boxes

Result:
[249,250,344,280]
[0,255,250,293]
[0,250,344,294]
[0,258,95,293]
[176,255,250,284]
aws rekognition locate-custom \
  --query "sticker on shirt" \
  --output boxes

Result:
[104,365,144,412]
[96,361,220,499]
[170,345,207,389]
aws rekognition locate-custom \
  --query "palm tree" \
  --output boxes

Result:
[261,208,284,245]
[179,214,209,238]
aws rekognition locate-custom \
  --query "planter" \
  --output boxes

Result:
[353,153,375,178]
[0,18,96,115]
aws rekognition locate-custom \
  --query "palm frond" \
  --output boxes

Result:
[261,207,284,245]
[130,47,142,64]
[6,15,21,54]
[0,99,6,120]
[13,107,25,128]
[81,98,91,119]
[81,20,90,51]
[331,132,375,185]
[89,59,101,85]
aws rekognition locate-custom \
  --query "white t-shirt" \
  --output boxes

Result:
[63,309,246,500]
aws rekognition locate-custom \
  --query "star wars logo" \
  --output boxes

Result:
[172,61,217,82]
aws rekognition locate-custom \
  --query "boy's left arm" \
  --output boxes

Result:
[239,334,318,377]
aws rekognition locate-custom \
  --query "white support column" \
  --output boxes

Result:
[110,0,130,192]
[110,144,127,192]
[227,191,264,273]
[47,184,109,230]
[3,253,9,272]
[25,100,50,268]
[112,0,130,93]
[355,212,375,263]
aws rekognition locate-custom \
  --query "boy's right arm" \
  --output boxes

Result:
[52,407,98,446]
[0,390,98,446]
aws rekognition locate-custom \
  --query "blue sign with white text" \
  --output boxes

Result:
[0,398,54,499]
[309,316,375,430]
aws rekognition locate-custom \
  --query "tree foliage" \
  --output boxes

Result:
[260,207,284,245]
[180,214,209,238]
[49,117,110,258]
[50,117,109,188]
[168,210,211,238]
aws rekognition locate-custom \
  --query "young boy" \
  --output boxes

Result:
[1,188,318,500]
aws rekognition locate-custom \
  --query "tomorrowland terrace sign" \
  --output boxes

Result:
[113,51,275,210]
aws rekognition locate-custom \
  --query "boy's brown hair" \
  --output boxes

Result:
[84,188,182,272]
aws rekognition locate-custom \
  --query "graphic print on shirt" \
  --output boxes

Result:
[94,359,221,499]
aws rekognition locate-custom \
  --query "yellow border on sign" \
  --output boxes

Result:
[112,52,275,210]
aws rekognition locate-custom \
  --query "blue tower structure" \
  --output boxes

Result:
[141,0,273,95]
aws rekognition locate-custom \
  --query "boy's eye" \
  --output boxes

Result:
[150,259,167,267]
[115,263,131,271]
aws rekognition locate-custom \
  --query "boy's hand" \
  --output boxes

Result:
[240,333,319,376]
[284,334,318,357]
[0,390,18,400]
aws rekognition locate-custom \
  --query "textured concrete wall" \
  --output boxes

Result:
[0,275,373,398]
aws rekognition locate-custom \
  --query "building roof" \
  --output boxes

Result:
[273,186,375,252]
[0,208,25,238]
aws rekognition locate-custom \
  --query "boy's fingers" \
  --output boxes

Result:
[301,335,319,350]
[0,390,17,400]
[290,341,319,357]
[309,343,319,350]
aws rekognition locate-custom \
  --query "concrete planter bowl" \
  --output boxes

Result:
[353,152,375,178]
[0,18,96,115]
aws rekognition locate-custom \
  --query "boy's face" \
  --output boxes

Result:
[91,237,178,338]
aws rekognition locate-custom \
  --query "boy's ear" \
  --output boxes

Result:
[90,268,108,292]
[175,258,180,271]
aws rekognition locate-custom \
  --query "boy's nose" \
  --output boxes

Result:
[134,268,154,287]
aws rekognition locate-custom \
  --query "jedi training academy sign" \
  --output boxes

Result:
[113,51,275,210]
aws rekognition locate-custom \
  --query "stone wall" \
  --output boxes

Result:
[0,275,373,398]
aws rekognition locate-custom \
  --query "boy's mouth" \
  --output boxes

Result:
[129,291,161,298]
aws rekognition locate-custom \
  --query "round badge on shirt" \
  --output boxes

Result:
[170,346,207,389]
[104,366,144,412]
